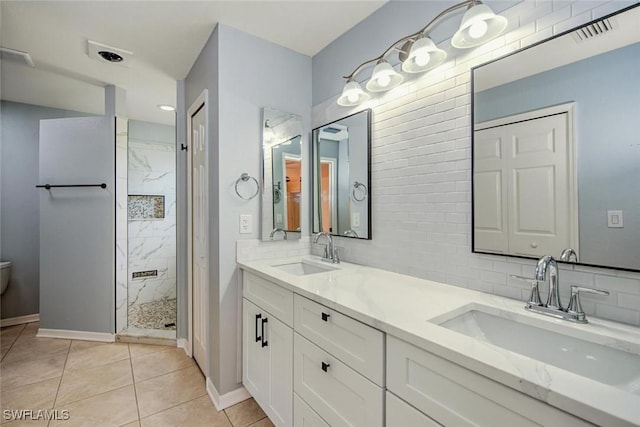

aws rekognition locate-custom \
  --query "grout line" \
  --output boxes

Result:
[128,344,142,424]
[48,335,72,427]
[132,355,195,384]
[0,323,28,363]
[246,416,269,427]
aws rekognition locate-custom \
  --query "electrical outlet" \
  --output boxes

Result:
[607,210,623,228]
[240,214,252,234]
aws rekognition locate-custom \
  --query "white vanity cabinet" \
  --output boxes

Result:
[293,295,384,427]
[386,336,594,427]
[242,273,294,427]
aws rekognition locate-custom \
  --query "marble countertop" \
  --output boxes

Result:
[238,255,640,427]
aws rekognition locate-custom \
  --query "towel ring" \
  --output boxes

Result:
[352,181,368,202]
[235,173,260,200]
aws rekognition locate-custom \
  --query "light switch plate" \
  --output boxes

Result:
[352,212,360,227]
[607,210,623,228]
[240,214,252,234]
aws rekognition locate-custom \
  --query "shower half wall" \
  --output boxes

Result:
[122,120,176,339]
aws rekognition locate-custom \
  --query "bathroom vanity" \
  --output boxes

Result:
[239,256,640,427]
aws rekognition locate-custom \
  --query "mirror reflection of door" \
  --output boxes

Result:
[284,156,301,232]
[319,159,337,233]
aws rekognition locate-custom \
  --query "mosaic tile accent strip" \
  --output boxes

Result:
[128,195,165,220]
[128,298,176,330]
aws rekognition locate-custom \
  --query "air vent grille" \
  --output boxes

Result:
[0,47,35,67]
[572,17,616,42]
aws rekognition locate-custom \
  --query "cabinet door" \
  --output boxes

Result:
[294,393,330,427]
[243,299,266,403]
[264,313,293,427]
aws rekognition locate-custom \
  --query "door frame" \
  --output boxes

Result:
[474,102,578,257]
[319,157,338,233]
[282,153,302,230]
[187,89,208,365]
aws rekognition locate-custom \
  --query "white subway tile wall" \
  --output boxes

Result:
[237,237,311,263]
[308,0,640,326]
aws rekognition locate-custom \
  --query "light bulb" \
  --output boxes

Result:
[468,20,488,39]
[414,50,431,67]
[347,91,359,103]
[377,73,391,87]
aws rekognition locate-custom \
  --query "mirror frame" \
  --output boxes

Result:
[312,109,372,240]
[470,3,640,273]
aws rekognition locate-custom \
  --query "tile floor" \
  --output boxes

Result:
[1,322,273,427]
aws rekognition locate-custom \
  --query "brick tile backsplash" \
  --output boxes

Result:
[307,0,640,326]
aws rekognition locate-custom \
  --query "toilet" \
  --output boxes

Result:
[1,262,11,295]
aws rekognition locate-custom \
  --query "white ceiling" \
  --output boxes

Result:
[0,1,387,125]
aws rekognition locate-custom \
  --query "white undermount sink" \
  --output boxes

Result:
[272,261,335,276]
[433,305,640,394]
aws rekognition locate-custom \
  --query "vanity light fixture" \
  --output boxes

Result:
[264,120,275,142]
[337,0,507,106]
[366,59,404,92]
[451,2,508,48]
[337,79,370,107]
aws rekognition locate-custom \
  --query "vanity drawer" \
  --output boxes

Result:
[294,333,383,427]
[294,393,330,427]
[387,336,594,427]
[243,271,293,326]
[386,391,442,427]
[294,294,384,386]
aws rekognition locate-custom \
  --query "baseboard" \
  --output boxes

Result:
[37,328,115,342]
[177,338,192,356]
[206,378,251,411]
[0,313,40,327]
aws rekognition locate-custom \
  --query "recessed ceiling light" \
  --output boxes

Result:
[158,104,176,112]
[98,51,123,63]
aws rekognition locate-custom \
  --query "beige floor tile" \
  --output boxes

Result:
[19,322,40,338]
[0,378,60,424]
[121,422,141,427]
[224,398,267,427]
[2,420,49,426]
[56,358,133,405]
[65,340,130,371]
[3,336,70,365]
[140,395,231,427]
[248,417,275,427]
[1,324,26,347]
[0,354,66,390]
[131,346,194,382]
[135,365,206,418]
[50,385,138,427]
[128,343,174,359]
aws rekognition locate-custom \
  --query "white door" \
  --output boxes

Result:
[474,126,509,254]
[474,112,575,258]
[190,101,208,373]
[507,114,571,257]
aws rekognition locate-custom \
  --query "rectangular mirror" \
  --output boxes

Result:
[472,4,640,271]
[261,107,302,241]
[312,109,371,239]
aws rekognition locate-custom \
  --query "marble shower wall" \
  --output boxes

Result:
[115,117,128,333]
[127,120,176,315]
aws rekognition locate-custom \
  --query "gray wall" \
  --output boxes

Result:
[475,43,640,270]
[185,23,311,394]
[0,101,90,320]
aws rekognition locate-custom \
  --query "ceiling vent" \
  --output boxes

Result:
[572,17,616,43]
[0,47,35,67]
[87,40,133,65]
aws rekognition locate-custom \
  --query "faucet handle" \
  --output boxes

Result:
[332,247,340,264]
[510,275,542,306]
[567,286,609,323]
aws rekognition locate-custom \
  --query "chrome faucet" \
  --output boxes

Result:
[313,232,340,264]
[560,248,578,262]
[269,228,287,240]
[535,255,562,310]
[516,254,609,323]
